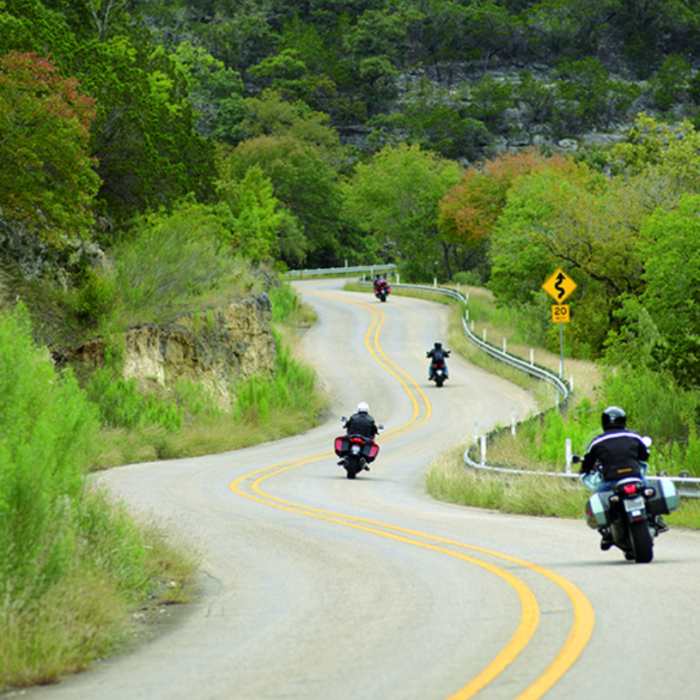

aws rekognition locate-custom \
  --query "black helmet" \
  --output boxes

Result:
[434,341,442,349]
[602,406,627,431]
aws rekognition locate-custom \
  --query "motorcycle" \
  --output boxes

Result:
[573,446,679,563]
[374,281,391,302]
[334,418,382,479]
[428,351,450,387]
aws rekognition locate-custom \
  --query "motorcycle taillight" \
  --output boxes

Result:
[623,483,638,495]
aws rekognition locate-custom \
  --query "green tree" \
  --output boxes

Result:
[489,160,627,357]
[217,165,302,263]
[224,134,343,267]
[0,0,217,232]
[608,113,700,194]
[0,51,100,245]
[552,56,639,134]
[171,41,246,143]
[236,89,344,163]
[343,142,462,280]
[638,193,700,388]
[368,79,493,161]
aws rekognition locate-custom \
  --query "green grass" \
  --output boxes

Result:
[0,306,199,692]
[425,440,588,519]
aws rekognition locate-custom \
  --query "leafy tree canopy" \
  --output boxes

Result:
[637,193,700,388]
[224,133,343,267]
[0,51,100,245]
[439,148,558,250]
[343,142,462,279]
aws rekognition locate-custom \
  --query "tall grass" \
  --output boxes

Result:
[233,330,318,426]
[111,205,259,327]
[426,441,588,518]
[0,305,199,692]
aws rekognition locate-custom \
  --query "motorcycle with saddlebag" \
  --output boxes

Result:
[574,447,679,563]
[334,417,381,479]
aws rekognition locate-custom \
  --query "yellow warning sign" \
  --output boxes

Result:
[542,269,577,303]
[551,304,570,323]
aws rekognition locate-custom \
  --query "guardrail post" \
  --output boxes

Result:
[434,278,437,287]
[503,338,507,353]
[483,328,487,342]
[471,320,475,332]
[530,349,534,366]
[480,435,487,465]
[570,374,574,391]
[511,407,516,436]
[565,438,572,474]
[465,309,469,321]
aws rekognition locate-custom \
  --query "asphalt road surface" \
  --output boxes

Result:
[17,279,700,700]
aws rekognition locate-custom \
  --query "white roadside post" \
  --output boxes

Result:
[565,438,572,475]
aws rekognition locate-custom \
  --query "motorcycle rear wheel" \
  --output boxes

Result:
[345,456,361,479]
[629,520,654,563]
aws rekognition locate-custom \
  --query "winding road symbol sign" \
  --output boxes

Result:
[542,269,577,303]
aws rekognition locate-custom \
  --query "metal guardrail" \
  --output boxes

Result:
[284,263,397,278]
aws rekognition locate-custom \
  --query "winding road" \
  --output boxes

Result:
[18,279,700,700]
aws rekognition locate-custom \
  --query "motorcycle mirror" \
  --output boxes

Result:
[571,455,581,464]
[378,424,385,430]
[341,416,347,423]
[642,436,652,448]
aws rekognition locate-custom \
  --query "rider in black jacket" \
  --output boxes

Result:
[344,401,379,439]
[580,406,649,488]
[580,406,667,547]
[426,341,450,380]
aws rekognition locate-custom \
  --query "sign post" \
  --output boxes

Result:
[542,269,577,378]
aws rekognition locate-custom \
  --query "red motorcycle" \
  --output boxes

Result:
[374,279,391,302]
[334,422,381,479]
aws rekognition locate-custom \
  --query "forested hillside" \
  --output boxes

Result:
[2,0,700,412]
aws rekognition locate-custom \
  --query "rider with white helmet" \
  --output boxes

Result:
[344,401,378,439]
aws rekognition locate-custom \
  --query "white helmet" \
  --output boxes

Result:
[357,401,370,414]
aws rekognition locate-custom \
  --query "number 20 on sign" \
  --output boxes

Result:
[551,304,570,323]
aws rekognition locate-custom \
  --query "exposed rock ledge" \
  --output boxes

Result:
[63,293,277,412]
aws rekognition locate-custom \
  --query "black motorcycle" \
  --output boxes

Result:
[428,351,450,387]
[334,418,382,479]
[574,453,679,563]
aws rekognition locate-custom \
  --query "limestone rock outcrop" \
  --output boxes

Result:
[63,293,276,411]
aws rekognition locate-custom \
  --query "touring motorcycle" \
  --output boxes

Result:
[374,280,391,302]
[574,445,679,563]
[334,418,381,479]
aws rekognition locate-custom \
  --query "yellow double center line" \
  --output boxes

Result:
[230,289,594,699]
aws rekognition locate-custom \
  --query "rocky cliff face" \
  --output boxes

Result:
[63,293,277,411]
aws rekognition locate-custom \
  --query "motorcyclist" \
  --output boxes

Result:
[344,401,379,440]
[373,275,390,297]
[340,401,379,471]
[426,341,450,380]
[579,406,667,548]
